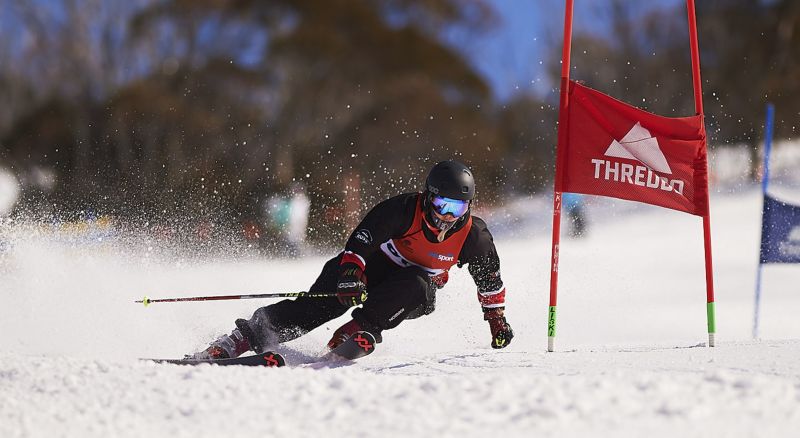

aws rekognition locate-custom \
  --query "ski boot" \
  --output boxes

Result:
[187,329,251,360]
[327,318,382,350]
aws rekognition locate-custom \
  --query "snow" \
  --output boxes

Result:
[2,189,800,437]
[0,167,21,216]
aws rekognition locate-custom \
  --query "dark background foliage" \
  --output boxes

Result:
[0,0,797,245]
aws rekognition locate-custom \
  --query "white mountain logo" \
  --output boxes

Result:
[604,122,672,174]
[590,122,684,194]
[788,226,800,242]
[779,225,800,258]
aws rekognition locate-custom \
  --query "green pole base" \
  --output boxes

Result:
[547,306,557,352]
[707,301,716,347]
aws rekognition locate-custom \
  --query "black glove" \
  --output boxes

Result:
[336,263,368,307]
[484,308,513,349]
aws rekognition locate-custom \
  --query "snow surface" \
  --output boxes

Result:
[2,189,800,437]
[0,167,21,216]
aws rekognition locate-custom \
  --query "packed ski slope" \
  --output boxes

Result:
[2,189,800,437]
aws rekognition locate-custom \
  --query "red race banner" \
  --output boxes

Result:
[556,81,709,216]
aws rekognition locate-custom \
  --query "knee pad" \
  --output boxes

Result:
[405,293,436,320]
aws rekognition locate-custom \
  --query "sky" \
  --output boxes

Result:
[2,0,689,105]
[466,0,686,102]
[456,0,555,101]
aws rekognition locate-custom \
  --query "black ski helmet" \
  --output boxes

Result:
[425,160,475,201]
[422,160,475,232]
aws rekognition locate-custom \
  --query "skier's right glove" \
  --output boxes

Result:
[336,263,368,307]
[484,308,514,349]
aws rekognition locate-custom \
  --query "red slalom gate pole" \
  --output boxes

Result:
[687,0,716,347]
[547,0,574,353]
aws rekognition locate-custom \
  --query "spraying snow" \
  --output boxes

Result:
[0,167,20,216]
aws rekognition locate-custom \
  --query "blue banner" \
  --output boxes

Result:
[760,194,800,263]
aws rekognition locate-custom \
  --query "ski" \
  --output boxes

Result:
[146,332,375,368]
[324,331,377,361]
[146,351,286,367]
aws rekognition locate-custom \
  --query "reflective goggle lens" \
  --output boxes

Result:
[430,195,470,218]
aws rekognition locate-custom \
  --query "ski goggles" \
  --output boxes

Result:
[430,195,470,218]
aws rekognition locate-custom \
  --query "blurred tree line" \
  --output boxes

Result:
[0,0,554,245]
[0,0,798,245]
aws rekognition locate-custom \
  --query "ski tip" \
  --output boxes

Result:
[260,352,286,367]
[323,330,377,362]
[355,331,375,350]
[352,331,376,352]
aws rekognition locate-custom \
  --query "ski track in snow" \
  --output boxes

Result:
[2,189,800,437]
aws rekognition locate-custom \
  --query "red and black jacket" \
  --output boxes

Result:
[340,193,506,311]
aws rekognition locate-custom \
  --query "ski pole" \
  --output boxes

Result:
[136,291,337,307]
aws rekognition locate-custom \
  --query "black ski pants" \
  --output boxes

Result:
[239,253,436,351]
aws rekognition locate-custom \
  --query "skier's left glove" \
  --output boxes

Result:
[484,308,513,349]
[336,263,368,307]
[431,271,449,289]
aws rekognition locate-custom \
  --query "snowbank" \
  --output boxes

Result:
[1,190,800,437]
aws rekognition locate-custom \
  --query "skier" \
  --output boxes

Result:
[563,192,588,238]
[190,160,514,359]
